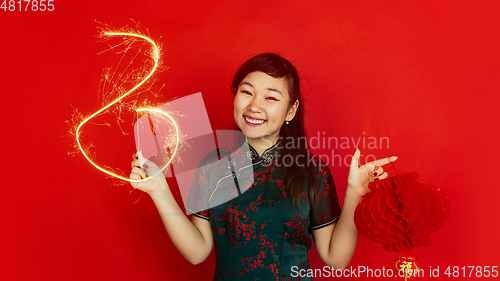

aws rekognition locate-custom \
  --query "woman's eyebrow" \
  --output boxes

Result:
[241,81,254,88]
[241,81,282,96]
[267,88,282,96]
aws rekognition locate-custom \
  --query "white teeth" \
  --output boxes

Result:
[245,116,265,124]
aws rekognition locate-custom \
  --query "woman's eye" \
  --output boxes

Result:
[241,90,252,96]
[266,97,279,101]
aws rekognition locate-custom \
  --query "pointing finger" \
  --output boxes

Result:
[369,155,398,168]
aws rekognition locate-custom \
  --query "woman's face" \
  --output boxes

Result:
[233,71,298,144]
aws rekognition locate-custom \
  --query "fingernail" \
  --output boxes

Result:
[373,172,378,176]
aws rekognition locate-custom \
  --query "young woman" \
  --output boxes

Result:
[130,53,397,280]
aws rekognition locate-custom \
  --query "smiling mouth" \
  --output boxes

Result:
[244,116,266,125]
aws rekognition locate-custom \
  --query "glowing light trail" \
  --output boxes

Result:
[76,32,179,182]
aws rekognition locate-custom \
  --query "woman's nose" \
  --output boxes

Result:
[247,97,263,112]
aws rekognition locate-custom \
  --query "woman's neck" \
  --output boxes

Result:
[247,136,278,157]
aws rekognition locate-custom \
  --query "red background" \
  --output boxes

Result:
[2,1,499,280]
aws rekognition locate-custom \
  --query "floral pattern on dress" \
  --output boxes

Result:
[187,141,341,280]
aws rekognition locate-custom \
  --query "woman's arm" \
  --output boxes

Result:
[130,152,213,265]
[311,186,362,270]
[312,149,397,269]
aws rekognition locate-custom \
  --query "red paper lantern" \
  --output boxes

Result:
[354,172,450,252]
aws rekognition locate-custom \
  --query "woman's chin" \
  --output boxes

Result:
[241,131,264,140]
[237,122,279,143]
[243,131,280,144]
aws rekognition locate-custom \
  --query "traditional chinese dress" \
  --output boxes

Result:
[186,141,341,280]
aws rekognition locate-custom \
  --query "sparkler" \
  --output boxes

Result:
[75,31,179,182]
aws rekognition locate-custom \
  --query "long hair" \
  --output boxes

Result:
[231,53,319,208]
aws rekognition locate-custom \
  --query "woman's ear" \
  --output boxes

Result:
[286,100,300,122]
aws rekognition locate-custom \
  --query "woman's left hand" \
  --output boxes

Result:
[347,149,398,198]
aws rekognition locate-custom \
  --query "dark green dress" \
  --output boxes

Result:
[186,141,341,280]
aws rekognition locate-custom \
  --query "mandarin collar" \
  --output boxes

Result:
[243,139,280,164]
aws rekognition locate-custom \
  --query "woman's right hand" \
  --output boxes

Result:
[130,151,168,194]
